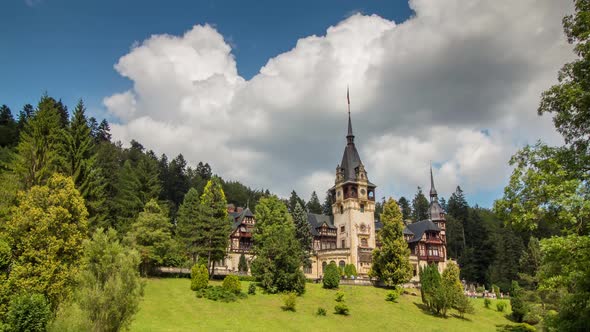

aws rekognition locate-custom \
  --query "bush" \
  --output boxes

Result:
[344,264,357,278]
[476,286,485,294]
[484,298,491,308]
[195,286,247,302]
[316,307,327,316]
[510,296,528,323]
[191,264,209,291]
[454,295,475,318]
[222,275,241,294]
[492,284,501,299]
[281,293,297,312]
[495,323,536,332]
[248,283,256,295]
[323,263,340,289]
[385,287,401,302]
[238,253,248,273]
[5,293,51,332]
[522,306,542,325]
[496,301,507,312]
[334,303,350,315]
[335,291,345,302]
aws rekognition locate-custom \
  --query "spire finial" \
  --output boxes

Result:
[429,162,438,200]
[346,86,354,144]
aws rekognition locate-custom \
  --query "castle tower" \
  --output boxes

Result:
[428,165,446,244]
[328,90,376,275]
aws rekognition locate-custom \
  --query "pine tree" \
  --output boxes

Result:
[306,191,322,214]
[15,94,65,188]
[135,155,161,205]
[287,190,305,213]
[370,198,412,286]
[322,193,333,216]
[238,254,248,273]
[198,177,230,275]
[419,264,441,310]
[96,119,112,142]
[292,202,313,255]
[176,188,201,263]
[0,105,18,147]
[251,196,306,295]
[16,104,34,133]
[411,187,429,221]
[398,196,412,221]
[113,160,143,233]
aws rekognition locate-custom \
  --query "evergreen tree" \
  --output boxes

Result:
[411,187,429,221]
[176,188,201,263]
[0,105,18,147]
[306,191,322,214]
[196,161,212,180]
[7,174,88,309]
[439,197,447,212]
[125,200,174,276]
[113,160,143,233]
[292,202,313,257]
[490,226,524,291]
[287,190,305,213]
[198,177,230,275]
[16,104,34,133]
[322,193,333,216]
[238,254,248,273]
[518,237,541,290]
[88,117,99,141]
[398,196,412,221]
[370,198,412,286]
[15,94,65,188]
[445,214,464,259]
[54,98,69,128]
[447,186,469,223]
[419,264,441,310]
[251,196,306,295]
[96,119,112,142]
[135,155,161,205]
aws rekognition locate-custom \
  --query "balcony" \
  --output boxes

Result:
[418,255,445,262]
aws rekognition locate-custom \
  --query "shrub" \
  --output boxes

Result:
[248,283,256,295]
[191,264,209,291]
[5,293,51,332]
[334,303,350,315]
[484,298,491,308]
[195,286,246,303]
[344,264,357,278]
[385,287,401,302]
[316,307,327,316]
[496,301,507,312]
[476,286,485,294]
[323,263,340,289]
[511,296,528,323]
[281,292,297,312]
[522,305,542,325]
[492,284,501,299]
[335,291,345,302]
[495,323,536,332]
[238,253,248,273]
[454,295,475,318]
[222,275,241,294]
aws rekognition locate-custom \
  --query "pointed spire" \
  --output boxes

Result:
[346,86,354,145]
[429,162,438,200]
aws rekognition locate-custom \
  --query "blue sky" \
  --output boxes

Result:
[0,0,412,119]
[0,0,572,207]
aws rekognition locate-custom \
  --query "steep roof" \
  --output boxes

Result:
[230,207,255,231]
[404,219,440,243]
[307,213,335,236]
[429,200,445,221]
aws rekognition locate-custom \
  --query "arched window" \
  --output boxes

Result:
[330,260,336,265]
[361,238,368,247]
[360,224,367,232]
[322,261,327,273]
[339,260,346,270]
[340,205,344,214]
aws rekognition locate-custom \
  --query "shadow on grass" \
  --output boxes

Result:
[412,302,452,319]
[450,313,472,322]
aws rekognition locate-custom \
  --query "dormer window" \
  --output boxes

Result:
[360,204,365,213]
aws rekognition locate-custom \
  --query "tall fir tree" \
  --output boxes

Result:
[287,190,306,213]
[15,94,65,188]
[96,119,112,142]
[16,103,34,133]
[411,187,429,222]
[398,196,412,221]
[198,177,230,275]
[113,160,143,233]
[0,105,18,147]
[322,193,333,216]
[292,202,313,256]
[306,191,322,214]
[176,188,201,263]
[370,198,412,286]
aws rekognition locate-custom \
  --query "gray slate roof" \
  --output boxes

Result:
[404,219,440,243]
[229,207,254,231]
[307,213,335,236]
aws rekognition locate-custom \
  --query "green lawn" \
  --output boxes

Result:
[131,278,514,332]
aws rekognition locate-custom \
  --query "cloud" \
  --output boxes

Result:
[104,0,574,206]
[24,0,43,7]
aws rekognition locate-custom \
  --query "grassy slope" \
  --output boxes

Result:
[131,278,514,332]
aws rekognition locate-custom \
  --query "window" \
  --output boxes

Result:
[304,264,312,274]
[340,226,345,233]
[322,262,327,273]
[340,205,344,214]
[339,260,346,270]
[413,265,417,277]
[330,260,336,265]
[341,239,345,248]
[360,204,365,212]
[360,224,367,232]
[361,238,368,247]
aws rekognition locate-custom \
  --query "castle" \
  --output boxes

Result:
[221,101,448,282]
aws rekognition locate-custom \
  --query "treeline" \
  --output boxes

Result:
[0,94,274,330]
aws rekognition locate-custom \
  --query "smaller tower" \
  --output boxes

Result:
[428,165,446,241]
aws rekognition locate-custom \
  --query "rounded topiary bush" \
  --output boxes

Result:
[6,292,51,332]
[323,263,340,289]
[191,264,209,291]
[222,275,241,294]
